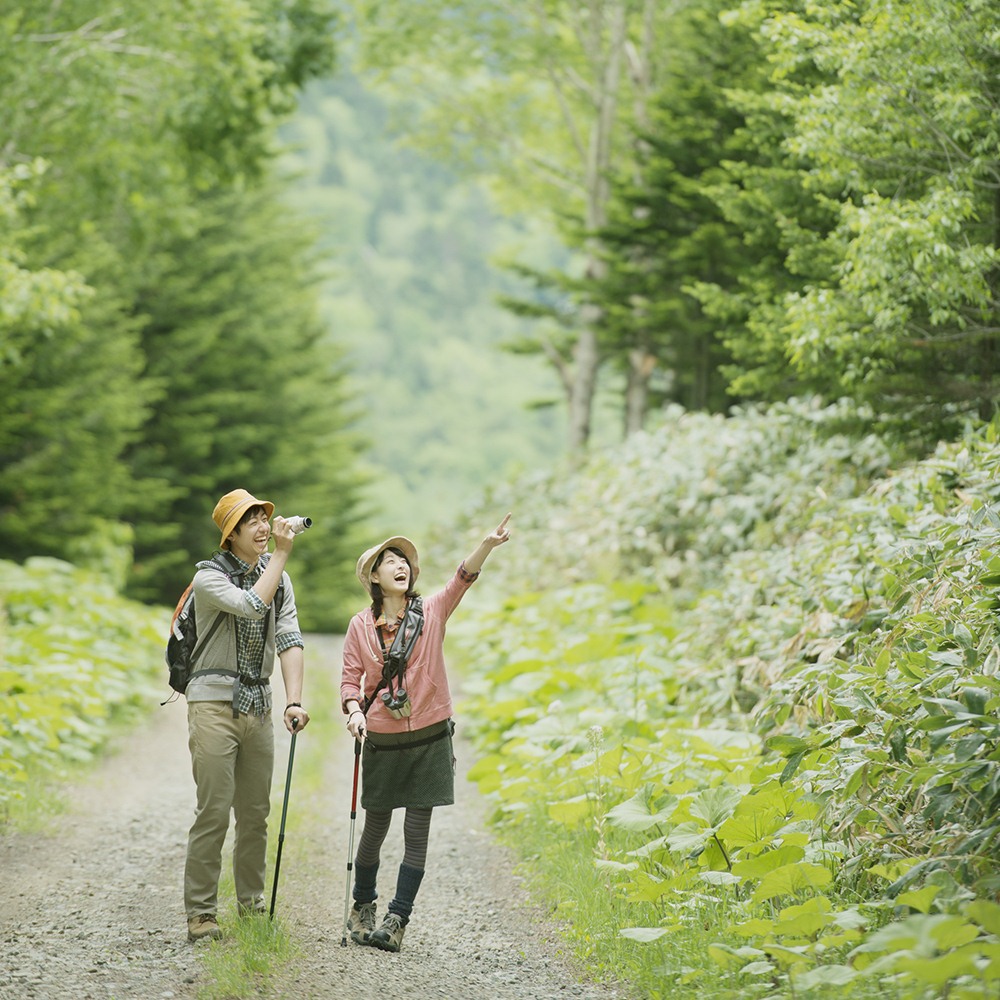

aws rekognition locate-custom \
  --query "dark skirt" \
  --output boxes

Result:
[360,719,456,811]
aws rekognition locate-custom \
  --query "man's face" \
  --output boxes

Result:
[228,507,271,562]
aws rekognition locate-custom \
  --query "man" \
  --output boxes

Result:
[184,488,310,943]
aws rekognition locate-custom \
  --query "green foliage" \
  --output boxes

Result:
[1,0,366,626]
[451,400,1000,996]
[344,0,637,219]
[0,160,91,361]
[0,252,148,564]
[123,182,367,630]
[0,152,148,565]
[0,558,166,819]
[585,0,760,417]
[343,1,697,449]
[708,0,1000,426]
[340,0,1000,441]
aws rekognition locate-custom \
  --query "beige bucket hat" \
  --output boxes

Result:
[212,488,275,548]
[356,536,420,594]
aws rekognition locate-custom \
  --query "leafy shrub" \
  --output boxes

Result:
[451,400,1000,997]
[0,557,167,817]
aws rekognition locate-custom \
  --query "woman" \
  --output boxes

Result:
[340,513,512,952]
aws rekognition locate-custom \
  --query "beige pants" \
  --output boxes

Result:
[184,701,274,917]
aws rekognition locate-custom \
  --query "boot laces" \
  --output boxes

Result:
[354,902,376,929]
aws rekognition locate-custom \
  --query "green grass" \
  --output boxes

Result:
[196,907,296,1000]
[494,803,689,1000]
[1,769,70,833]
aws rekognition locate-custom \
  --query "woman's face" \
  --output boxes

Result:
[371,548,411,597]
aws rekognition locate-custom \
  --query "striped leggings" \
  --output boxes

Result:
[356,806,433,869]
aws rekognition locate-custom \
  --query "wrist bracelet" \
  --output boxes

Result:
[348,709,363,719]
[286,702,302,711]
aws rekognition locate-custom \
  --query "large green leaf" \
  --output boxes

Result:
[689,786,745,829]
[792,965,857,990]
[752,863,833,903]
[732,844,806,880]
[604,789,677,831]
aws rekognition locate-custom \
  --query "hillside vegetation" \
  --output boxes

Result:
[5,398,1000,997]
[445,398,1000,999]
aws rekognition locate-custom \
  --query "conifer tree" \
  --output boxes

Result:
[0,0,363,626]
[125,183,365,629]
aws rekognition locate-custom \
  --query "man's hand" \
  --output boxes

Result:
[284,705,309,733]
[272,515,296,553]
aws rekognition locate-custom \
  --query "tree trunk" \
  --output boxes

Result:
[569,322,599,451]
[565,0,627,453]
[624,348,656,435]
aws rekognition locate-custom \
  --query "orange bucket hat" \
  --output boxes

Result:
[212,489,275,549]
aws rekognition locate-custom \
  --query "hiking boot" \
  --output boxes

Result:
[369,912,406,952]
[187,913,222,943]
[347,901,377,945]
[237,897,267,917]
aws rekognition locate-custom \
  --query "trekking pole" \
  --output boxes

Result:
[269,717,298,920]
[340,737,362,946]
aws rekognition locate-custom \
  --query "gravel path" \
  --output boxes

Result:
[0,635,623,1000]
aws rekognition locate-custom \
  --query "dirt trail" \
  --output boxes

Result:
[0,635,622,1000]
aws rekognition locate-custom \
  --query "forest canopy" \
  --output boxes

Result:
[0,0,364,628]
[343,0,1000,448]
[3,0,1000,609]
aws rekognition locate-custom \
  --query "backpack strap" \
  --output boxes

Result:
[362,597,424,715]
[189,551,284,718]
[187,555,243,707]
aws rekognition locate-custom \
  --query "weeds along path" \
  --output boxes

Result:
[0,634,622,1000]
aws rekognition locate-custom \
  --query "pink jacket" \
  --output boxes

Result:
[340,566,476,734]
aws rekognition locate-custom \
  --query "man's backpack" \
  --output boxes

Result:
[164,551,283,699]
